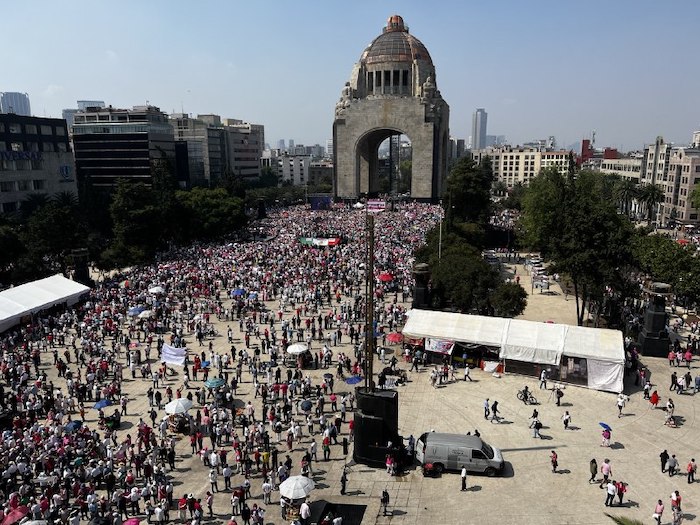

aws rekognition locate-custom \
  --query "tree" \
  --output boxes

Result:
[19,193,50,221]
[521,169,635,326]
[102,180,160,268]
[444,156,493,226]
[490,282,528,317]
[502,182,526,211]
[613,179,638,217]
[174,187,246,241]
[637,183,664,226]
[690,187,700,210]
[492,180,507,197]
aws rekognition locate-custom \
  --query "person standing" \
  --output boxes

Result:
[483,398,490,420]
[381,489,390,516]
[539,369,548,389]
[589,459,598,484]
[340,467,347,495]
[653,499,664,525]
[550,451,558,473]
[461,465,467,491]
[660,450,670,473]
[562,411,571,430]
[688,458,697,484]
[605,480,616,507]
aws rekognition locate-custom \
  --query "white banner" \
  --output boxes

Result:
[425,338,454,355]
[161,343,187,366]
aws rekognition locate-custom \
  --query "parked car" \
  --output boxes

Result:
[415,432,504,476]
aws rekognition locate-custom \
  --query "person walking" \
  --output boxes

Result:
[599,459,612,488]
[490,400,500,423]
[562,411,571,430]
[616,394,627,418]
[381,489,390,516]
[661,450,670,473]
[667,454,678,477]
[529,409,539,428]
[688,458,697,484]
[464,366,472,382]
[550,451,558,473]
[461,465,467,491]
[605,480,616,507]
[653,499,664,525]
[539,369,548,389]
[589,458,598,484]
[483,398,490,420]
[615,480,627,506]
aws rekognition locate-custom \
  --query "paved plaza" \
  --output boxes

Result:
[46,253,698,525]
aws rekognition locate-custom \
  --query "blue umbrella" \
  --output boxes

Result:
[93,399,112,410]
[599,422,612,431]
[232,288,245,296]
[205,378,225,389]
[201,360,211,368]
[345,376,363,385]
[127,306,145,317]
[65,420,82,432]
[301,400,313,412]
[248,292,258,299]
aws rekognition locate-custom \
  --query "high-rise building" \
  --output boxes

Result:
[0,92,31,116]
[63,100,106,128]
[222,119,265,182]
[326,139,333,159]
[288,139,295,150]
[71,105,176,190]
[471,108,487,150]
[277,139,285,151]
[0,113,76,213]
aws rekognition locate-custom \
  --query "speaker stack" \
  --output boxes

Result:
[352,387,399,468]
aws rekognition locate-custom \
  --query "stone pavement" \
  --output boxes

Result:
[62,255,700,525]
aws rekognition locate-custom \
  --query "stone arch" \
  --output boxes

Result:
[354,127,410,196]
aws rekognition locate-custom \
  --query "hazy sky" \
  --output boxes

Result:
[4,0,699,151]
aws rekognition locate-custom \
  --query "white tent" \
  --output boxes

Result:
[0,274,90,333]
[402,309,625,393]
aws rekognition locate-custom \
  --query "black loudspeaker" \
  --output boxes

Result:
[353,387,399,468]
[412,263,431,309]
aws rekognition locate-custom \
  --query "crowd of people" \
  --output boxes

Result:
[0,202,441,525]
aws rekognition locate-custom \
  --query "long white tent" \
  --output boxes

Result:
[403,309,625,393]
[0,274,90,333]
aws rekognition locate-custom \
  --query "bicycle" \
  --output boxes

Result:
[516,390,538,405]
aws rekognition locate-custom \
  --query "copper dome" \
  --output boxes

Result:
[360,15,433,66]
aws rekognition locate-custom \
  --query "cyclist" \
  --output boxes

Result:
[521,385,531,404]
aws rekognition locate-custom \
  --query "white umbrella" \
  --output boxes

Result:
[164,398,193,415]
[148,286,165,294]
[286,343,308,355]
[353,202,365,209]
[279,475,315,500]
[138,310,154,319]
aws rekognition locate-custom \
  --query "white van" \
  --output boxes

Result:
[415,432,505,476]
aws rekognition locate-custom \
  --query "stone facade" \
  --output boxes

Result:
[333,15,449,201]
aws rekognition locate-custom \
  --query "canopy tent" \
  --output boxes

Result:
[0,274,90,333]
[402,309,624,393]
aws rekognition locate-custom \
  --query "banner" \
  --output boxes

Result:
[161,343,187,366]
[425,338,455,355]
[367,199,386,213]
[298,237,342,247]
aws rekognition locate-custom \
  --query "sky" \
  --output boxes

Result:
[3,0,699,152]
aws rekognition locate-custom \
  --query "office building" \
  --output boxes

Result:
[71,105,176,190]
[471,108,487,150]
[275,154,311,186]
[222,119,264,182]
[640,136,673,185]
[471,145,571,187]
[0,114,76,213]
[326,139,333,160]
[0,92,31,116]
[598,156,642,183]
[63,101,106,128]
[171,114,224,186]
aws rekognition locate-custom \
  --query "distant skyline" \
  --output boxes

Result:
[3,0,699,151]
